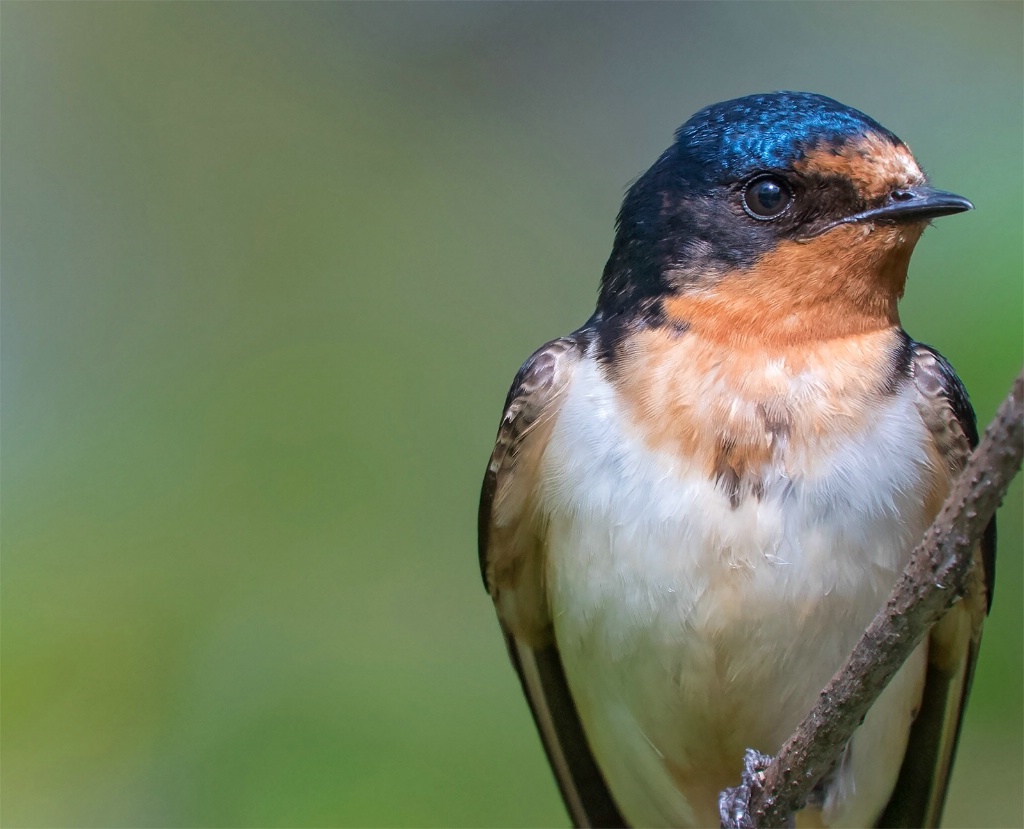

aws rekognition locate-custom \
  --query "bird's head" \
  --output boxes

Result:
[598,92,972,347]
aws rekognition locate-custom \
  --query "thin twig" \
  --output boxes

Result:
[721,367,1024,828]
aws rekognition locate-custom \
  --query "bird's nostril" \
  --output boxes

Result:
[892,189,915,202]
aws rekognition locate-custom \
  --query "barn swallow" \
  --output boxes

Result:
[478,92,995,829]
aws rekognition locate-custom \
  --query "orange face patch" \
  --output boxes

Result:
[660,132,931,349]
[663,221,923,348]
[795,131,925,201]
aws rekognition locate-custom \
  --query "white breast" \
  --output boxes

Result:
[540,357,936,828]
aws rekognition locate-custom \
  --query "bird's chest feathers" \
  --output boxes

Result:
[542,328,936,654]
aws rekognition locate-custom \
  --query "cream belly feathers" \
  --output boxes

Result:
[538,332,943,828]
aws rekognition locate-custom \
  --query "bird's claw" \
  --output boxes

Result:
[718,748,792,829]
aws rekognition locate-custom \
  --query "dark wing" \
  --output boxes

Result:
[479,336,626,829]
[877,342,996,829]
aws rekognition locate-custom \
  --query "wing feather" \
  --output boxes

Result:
[877,342,996,828]
[479,334,626,828]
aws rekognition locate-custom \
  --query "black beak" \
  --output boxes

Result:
[847,186,974,225]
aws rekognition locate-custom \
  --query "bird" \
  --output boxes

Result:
[478,91,995,829]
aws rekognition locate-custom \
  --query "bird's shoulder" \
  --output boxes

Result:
[908,339,978,458]
[478,328,590,641]
[906,337,995,605]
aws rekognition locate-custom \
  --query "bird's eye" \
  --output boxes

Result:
[743,176,793,219]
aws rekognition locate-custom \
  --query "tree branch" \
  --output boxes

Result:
[720,366,1024,829]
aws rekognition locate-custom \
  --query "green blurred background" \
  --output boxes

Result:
[2,3,1021,827]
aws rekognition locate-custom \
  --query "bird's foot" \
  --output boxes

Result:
[718,748,793,829]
